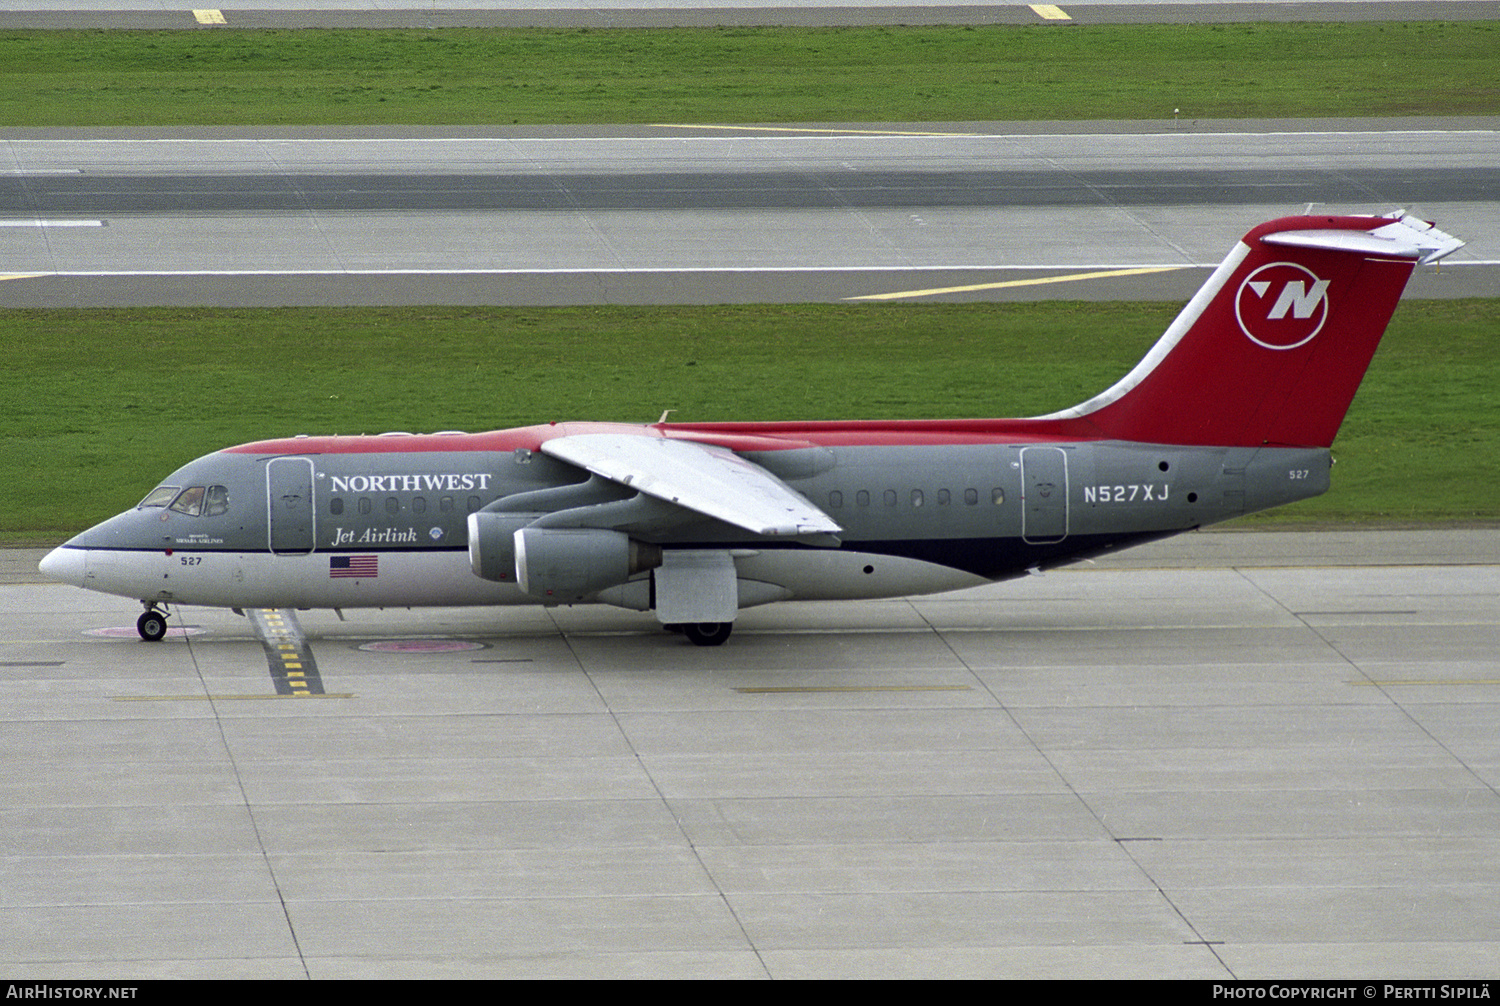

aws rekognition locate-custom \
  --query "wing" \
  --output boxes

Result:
[539,433,841,537]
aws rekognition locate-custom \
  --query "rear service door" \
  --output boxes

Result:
[1021,446,1069,545]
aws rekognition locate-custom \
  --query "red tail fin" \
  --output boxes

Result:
[1043,213,1462,447]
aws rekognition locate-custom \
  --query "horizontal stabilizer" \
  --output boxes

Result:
[1263,212,1463,265]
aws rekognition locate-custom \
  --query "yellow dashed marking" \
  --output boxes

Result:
[247,607,327,696]
[846,266,1186,302]
[1030,4,1071,20]
[192,9,225,23]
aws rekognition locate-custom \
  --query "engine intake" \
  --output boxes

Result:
[467,511,537,582]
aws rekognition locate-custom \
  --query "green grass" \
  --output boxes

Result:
[3,21,1495,538]
[2,300,1495,541]
[1,21,1497,126]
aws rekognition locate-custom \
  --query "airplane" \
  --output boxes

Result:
[40,211,1462,646]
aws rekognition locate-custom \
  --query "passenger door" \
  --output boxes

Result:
[267,457,315,554]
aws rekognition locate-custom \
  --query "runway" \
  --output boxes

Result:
[4,530,1499,978]
[4,121,1498,306]
[2,0,1497,29]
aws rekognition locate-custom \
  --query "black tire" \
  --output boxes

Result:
[137,610,168,642]
[682,622,732,647]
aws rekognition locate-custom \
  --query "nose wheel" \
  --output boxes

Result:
[137,605,169,642]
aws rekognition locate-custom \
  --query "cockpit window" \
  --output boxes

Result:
[169,486,206,516]
[138,486,180,509]
[205,485,230,517]
[158,485,229,517]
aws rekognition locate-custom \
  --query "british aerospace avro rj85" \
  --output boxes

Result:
[41,213,1461,646]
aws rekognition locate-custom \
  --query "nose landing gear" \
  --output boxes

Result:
[137,604,169,642]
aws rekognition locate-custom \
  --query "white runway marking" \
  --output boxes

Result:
[0,219,104,228]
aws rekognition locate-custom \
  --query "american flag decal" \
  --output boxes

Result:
[330,555,378,578]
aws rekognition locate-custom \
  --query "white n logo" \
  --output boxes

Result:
[1236,262,1330,350]
[1268,279,1330,320]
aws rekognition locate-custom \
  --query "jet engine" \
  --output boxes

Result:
[466,511,536,582]
[513,527,662,602]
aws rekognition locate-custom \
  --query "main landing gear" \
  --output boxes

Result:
[666,622,734,647]
[137,604,169,642]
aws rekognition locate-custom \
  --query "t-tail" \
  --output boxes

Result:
[1041,212,1463,448]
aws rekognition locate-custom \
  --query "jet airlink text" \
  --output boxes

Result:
[331,526,420,545]
[327,473,493,493]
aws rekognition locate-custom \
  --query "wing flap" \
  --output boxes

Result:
[540,434,841,537]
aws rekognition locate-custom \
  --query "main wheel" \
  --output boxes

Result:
[682,622,733,647]
[137,609,168,642]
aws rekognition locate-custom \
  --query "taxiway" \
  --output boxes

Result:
[4,532,1499,978]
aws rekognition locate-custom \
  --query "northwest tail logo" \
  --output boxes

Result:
[1235,262,1330,350]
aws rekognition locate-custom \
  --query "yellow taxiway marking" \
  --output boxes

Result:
[847,265,1186,302]
[2,274,45,281]
[1030,4,1072,20]
[1349,679,1500,687]
[192,9,226,23]
[656,123,982,138]
[735,685,972,694]
[113,694,355,701]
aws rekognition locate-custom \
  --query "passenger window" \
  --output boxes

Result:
[358,497,371,515]
[440,496,454,513]
[937,489,950,505]
[829,491,843,508]
[911,490,924,508]
[330,497,344,516]
[964,489,978,505]
[992,488,1006,505]
[856,490,870,507]
[205,485,230,516]
[467,496,481,513]
[138,485,179,509]
[169,486,205,516]
[883,490,896,507]
[413,496,427,514]
[385,497,399,515]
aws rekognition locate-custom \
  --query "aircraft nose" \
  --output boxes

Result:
[39,546,87,587]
